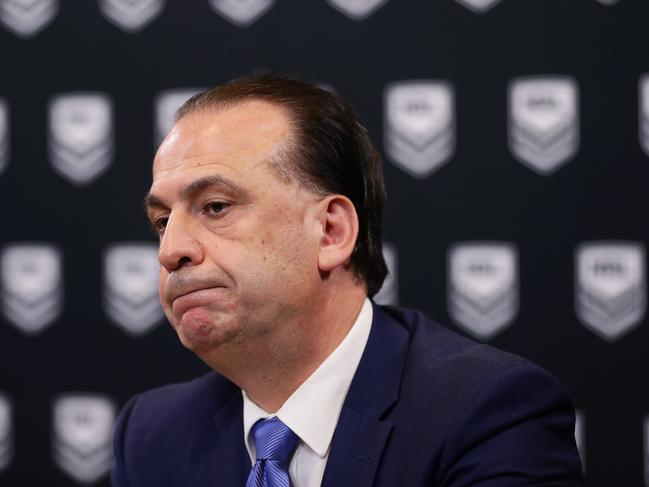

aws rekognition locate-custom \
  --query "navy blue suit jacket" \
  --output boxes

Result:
[112,303,583,486]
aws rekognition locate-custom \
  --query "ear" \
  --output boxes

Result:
[317,195,359,273]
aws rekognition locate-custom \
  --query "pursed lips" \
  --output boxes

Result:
[171,286,226,317]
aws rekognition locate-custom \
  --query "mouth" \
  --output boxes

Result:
[172,284,216,301]
[171,287,226,319]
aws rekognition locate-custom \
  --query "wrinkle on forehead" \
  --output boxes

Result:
[154,158,273,183]
[153,100,293,178]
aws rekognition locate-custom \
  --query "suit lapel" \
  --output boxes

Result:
[188,387,250,486]
[320,406,393,487]
[321,303,410,487]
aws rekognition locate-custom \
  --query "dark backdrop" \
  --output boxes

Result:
[0,0,647,485]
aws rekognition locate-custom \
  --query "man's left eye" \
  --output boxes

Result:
[205,201,229,215]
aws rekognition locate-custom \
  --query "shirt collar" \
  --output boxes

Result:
[242,298,373,460]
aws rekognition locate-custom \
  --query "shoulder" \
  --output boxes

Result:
[122,371,237,423]
[378,304,575,414]
[111,373,245,485]
[374,304,582,484]
[129,371,237,413]
[377,303,561,391]
[113,372,239,454]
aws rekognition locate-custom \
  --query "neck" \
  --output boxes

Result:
[202,280,368,413]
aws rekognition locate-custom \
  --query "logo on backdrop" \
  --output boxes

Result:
[508,76,579,175]
[154,88,204,147]
[326,0,388,20]
[208,0,274,27]
[575,410,585,473]
[104,242,164,335]
[454,0,502,14]
[639,75,649,157]
[575,242,646,341]
[48,93,113,186]
[98,0,165,33]
[374,242,398,306]
[53,394,115,484]
[0,0,58,38]
[1,243,63,335]
[448,242,518,340]
[0,394,12,474]
[384,80,455,178]
[0,98,8,175]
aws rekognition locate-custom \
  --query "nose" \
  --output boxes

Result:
[157,213,204,272]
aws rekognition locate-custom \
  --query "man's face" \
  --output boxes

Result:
[146,101,323,356]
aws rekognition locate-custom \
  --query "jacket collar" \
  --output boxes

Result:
[321,302,410,487]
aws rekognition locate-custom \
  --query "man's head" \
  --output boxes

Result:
[176,73,387,296]
[145,73,387,361]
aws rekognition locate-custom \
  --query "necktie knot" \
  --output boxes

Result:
[251,417,298,463]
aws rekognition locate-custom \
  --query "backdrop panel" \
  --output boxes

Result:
[0,0,647,485]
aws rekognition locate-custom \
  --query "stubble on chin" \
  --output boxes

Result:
[173,308,244,355]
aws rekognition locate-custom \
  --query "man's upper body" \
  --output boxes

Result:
[114,74,583,486]
[112,301,583,486]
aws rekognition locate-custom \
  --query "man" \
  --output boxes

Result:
[112,73,583,486]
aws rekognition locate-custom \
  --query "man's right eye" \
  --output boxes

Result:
[152,217,168,236]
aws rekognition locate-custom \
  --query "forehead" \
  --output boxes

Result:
[152,100,292,182]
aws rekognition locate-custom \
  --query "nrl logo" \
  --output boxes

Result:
[374,242,398,306]
[104,242,164,335]
[0,394,12,474]
[448,242,518,340]
[574,410,585,473]
[0,98,8,175]
[454,0,503,14]
[52,394,115,484]
[1,243,63,335]
[0,0,58,38]
[209,0,274,27]
[48,93,113,186]
[154,88,204,147]
[98,0,165,33]
[508,76,579,175]
[326,0,388,21]
[639,75,649,157]
[575,242,646,341]
[384,80,455,178]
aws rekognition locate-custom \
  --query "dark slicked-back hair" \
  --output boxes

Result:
[175,72,388,296]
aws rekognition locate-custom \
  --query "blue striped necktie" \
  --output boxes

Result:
[246,417,299,487]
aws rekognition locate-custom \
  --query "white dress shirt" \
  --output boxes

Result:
[242,298,373,487]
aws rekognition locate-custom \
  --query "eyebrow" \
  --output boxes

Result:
[144,174,247,213]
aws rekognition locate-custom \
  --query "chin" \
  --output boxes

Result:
[175,314,238,353]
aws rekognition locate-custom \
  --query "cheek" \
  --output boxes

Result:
[158,271,172,310]
[260,226,317,283]
[219,201,319,295]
